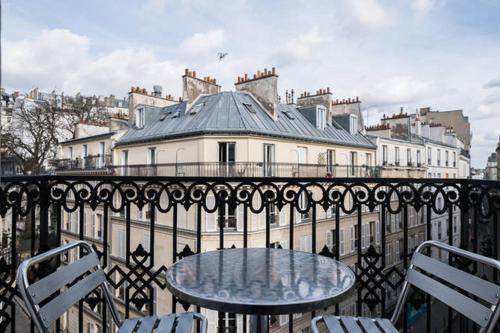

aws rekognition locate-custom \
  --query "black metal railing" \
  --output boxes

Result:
[110,162,381,178]
[50,154,113,171]
[0,176,498,333]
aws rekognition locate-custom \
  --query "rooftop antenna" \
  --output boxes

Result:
[217,52,228,61]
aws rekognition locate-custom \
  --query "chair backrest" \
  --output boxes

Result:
[392,240,500,333]
[17,241,120,333]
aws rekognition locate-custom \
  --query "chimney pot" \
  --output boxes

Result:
[185,68,189,75]
[272,67,276,75]
[193,71,196,78]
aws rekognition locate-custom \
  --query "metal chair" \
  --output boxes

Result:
[312,240,500,333]
[17,240,208,333]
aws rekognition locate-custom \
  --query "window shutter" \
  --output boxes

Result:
[236,204,243,231]
[326,231,332,250]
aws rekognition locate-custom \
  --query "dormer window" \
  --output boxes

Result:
[136,107,145,128]
[349,114,358,134]
[316,106,326,130]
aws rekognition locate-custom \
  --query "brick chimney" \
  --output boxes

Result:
[297,88,333,123]
[182,68,221,103]
[235,67,279,119]
[297,88,332,110]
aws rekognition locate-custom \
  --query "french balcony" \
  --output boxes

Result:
[110,162,381,178]
[0,175,498,333]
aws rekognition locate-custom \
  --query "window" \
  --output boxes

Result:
[148,147,156,165]
[445,151,449,166]
[395,147,400,165]
[82,144,88,165]
[92,213,102,240]
[365,153,372,167]
[299,192,310,222]
[382,145,388,165]
[453,152,457,167]
[351,226,358,252]
[300,235,312,252]
[349,114,358,134]
[326,230,336,251]
[117,230,126,258]
[68,147,73,159]
[98,142,105,167]
[407,148,412,166]
[263,144,275,176]
[219,142,236,176]
[369,221,375,245]
[327,150,336,173]
[316,106,326,130]
[121,150,129,176]
[339,229,345,256]
[219,203,237,229]
[417,150,421,165]
[427,147,432,165]
[350,152,358,176]
[437,149,441,166]
[136,107,145,128]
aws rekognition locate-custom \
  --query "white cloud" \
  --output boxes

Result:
[412,0,436,14]
[3,29,185,97]
[274,26,329,66]
[350,0,393,29]
[3,29,90,91]
[177,29,225,60]
[363,76,433,106]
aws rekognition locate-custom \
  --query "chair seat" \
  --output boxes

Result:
[320,315,398,333]
[118,312,195,333]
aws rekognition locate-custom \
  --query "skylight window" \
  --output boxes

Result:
[159,113,168,121]
[243,103,256,113]
[189,103,204,115]
[283,111,295,120]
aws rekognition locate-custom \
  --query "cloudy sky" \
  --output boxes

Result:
[2,0,500,167]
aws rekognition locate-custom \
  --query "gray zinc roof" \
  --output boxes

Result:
[117,91,376,149]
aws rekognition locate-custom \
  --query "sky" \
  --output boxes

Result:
[2,0,500,167]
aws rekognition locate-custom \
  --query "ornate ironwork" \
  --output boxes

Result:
[0,176,498,332]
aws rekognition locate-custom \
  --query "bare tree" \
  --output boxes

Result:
[1,99,70,174]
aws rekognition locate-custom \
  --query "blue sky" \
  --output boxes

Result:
[3,0,500,167]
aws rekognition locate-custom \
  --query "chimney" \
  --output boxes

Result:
[235,67,279,119]
[297,87,332,115]
[153,85,162,97]
[182,68,221,103]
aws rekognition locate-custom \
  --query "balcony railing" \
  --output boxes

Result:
[50,154,113,171]
[110,162,381,178]
[0,175,498,333]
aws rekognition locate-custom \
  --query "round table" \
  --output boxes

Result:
[166,248,355,332]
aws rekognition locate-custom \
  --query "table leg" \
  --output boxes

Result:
[249,315,269,333]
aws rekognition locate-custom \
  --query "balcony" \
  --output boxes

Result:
[110,162,381,178]
[50,154,113,172]
[0,175,498,333]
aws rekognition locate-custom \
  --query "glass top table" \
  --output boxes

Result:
[165,248,355,316]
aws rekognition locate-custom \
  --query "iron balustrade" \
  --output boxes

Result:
[0,175,498,333]
[51,154,113,171]
[109,162,381,178]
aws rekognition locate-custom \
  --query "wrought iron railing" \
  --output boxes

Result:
[50,154,113,171]
[0,175,498,333]
[110,162,381,178]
